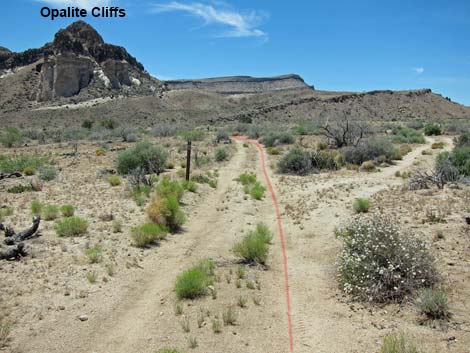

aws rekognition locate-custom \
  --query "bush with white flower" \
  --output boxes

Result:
[336,214,438,302]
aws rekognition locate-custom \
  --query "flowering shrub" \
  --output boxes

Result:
[336,214,438,302]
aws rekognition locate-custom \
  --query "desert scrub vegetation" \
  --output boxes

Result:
[155,178,184,201]
[156,348,185,353]
[60,204,75,217]
[415,288,451,321]
[117,142,168,175]
[380,332,421,353]
[261,132,294,147]
[238,172,266,200]
[181,180,197,193]
[353,198,371,213]
[278,147,338,175]
[233,223,272,264]
[42,205,60,221]
[0,127,22,147]
[38,165,57,181]
[0,154,48,173]
[174,260,215,299]
[336,214,438,302]
[146,195,186,232]
[0,318,11,347]
[108,175,121,186]
[342,138,398,165]
[54,216,88,237]
[30,200,43,216]
[392,125,425,144]
[0,207,13,223]
[22,166,36,175]
[131,223,167,248]
[85,244,103,264]
[215,147,228,161]
[424,123,442,136]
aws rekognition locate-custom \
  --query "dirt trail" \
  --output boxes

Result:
[18,139,289,353]
[273,136,453,353]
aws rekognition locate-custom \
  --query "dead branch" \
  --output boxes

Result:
[4,217,41,246]
[0,243,27,260]
[0,172,22,180]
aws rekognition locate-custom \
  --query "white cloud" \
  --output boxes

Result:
[151,2,267,38]
[36,0,112,10]
[414,67,425,74]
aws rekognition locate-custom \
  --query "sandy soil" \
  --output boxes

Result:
[1,135,469,353]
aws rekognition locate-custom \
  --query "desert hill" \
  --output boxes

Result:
[0,20,469,127]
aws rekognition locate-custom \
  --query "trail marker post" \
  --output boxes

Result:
[185,140,192,181]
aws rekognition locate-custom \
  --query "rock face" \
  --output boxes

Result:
[164,74,312,94]
[0,21,160,102]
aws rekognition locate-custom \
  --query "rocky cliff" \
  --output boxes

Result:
[164,74,312,94]
[0,21,161,105]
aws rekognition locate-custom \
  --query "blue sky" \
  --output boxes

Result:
[1,0,469,105]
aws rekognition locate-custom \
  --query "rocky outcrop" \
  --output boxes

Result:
[164,74,312,94]
[0,21,160,103]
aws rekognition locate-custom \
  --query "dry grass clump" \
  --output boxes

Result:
[380,332,421,353]
[146,196,186,232]
[336,214,438,302]
[60,204,75,217]
[415,288,451,321]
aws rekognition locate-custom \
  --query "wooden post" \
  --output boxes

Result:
[185,140,192,181]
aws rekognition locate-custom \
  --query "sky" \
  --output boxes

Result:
[1,0,469,105]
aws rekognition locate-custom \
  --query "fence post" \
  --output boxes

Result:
[185,140,192,181]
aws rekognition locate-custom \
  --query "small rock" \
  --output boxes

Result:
[79,315,88,321]
[58,305,65,311]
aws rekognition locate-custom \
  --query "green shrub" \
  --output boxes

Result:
[181,180,197,192]
[180,129,204,141]
[117,142,168,175]
[42,205,59,221]
[54,216,88,237]
[155,178,185,201]
[249,182,266,200]
[392,126,425,144]
[0,319,12,347]
[215,148,228,162]
[449,147,470,176]
[238,172,257,185]
[100,119,118,130]
[30,201,43,216]
[85,245,103,264]
[233,223,272,264]
[146,196,185,232]
[108,175,121,186]
[380,332,421,353]
[343,138,397,165]
[0,128,22,147]
[60,204,75,217]
[7,184,32,194]
[216,129,231,143]
[415,288,451,320]
[455,132,470,148]
[0,207,13,223]
[336,215,438,302]
[131,223,167,248]
[424,123,441,136]
[261,132,294,147]
[278,148,312,175]
[96,147,106,156]
[156,348,185,353]
[38,166,57,181]
[175,264,213,299]
[0,154,48,173]
[353,198,371,213]
[82,119,94,129]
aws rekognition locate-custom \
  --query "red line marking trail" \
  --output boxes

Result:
[232,136,294,352]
